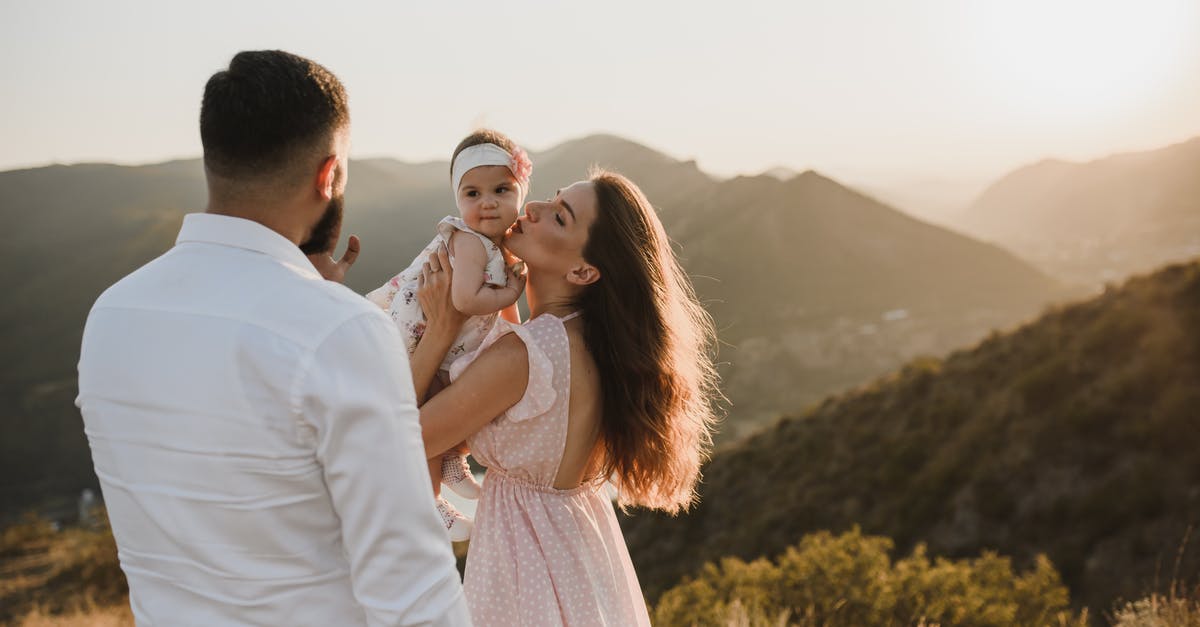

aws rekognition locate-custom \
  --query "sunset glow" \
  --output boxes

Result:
[966,0,1197,119]
[2,0,1199,184]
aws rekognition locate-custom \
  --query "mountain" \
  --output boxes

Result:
[956,136,1200,285]
[620,259,1200,614]
[0,134,1074,514]
[672,169,1075,434]
[861,174,992,228]
[763,166,798,181]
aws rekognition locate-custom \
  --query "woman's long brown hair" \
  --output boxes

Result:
[575,170,721,514]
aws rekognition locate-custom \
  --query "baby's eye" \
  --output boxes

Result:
[496,186,510,193]
[466,190,478,197]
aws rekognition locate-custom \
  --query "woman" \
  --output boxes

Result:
[411,170,720,625]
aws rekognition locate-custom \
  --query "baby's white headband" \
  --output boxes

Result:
[450,143,533,194]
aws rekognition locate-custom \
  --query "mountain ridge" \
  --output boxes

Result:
[955,135,1200,285]
[0,134,1075,513]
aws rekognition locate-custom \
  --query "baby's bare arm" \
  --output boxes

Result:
[500,302,521,324]
[448,232,521,315]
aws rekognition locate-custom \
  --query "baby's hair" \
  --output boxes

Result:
[450,129,520,180]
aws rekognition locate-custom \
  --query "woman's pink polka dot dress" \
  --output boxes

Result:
[449,312,651,626]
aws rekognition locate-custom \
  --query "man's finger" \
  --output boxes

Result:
[339,235,361,267]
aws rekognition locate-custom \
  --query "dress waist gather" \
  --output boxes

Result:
[485,465,604,497]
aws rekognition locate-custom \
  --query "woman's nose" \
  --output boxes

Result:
[525,202,541,221]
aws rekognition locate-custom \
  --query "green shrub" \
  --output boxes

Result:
[653,528,1088,627]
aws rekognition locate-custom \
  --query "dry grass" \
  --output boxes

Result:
[1,512,127,625]
[14,599,132,627]
[1111,589,1200,627]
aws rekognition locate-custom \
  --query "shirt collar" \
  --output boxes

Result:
[176,213,319,275]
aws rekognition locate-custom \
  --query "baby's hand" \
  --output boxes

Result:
[505,261,528,301]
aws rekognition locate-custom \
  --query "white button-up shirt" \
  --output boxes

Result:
[77,213,470,626]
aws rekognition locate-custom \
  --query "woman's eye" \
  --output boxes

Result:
[555,213,565,226]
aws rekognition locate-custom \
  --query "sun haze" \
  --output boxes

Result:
[1,0,1198,186]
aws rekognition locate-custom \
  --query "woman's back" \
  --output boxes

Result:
[555,317,602,489]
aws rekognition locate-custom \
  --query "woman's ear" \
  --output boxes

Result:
[566,263,601,286]
[315,155,338,200]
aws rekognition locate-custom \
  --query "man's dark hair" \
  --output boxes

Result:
[200,50,349,180]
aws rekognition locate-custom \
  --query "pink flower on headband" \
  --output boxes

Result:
[510,147,533,185]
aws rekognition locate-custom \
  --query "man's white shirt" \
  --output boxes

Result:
[77,213,470,626]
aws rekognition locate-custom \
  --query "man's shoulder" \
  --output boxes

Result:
[89,247,177,309]
[270,272,392,343]
[296,276,385,322]
[89,245,389,350]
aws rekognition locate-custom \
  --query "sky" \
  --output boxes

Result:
[3,0,1200,188]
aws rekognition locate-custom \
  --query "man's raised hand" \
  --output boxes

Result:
[308,235,361,284]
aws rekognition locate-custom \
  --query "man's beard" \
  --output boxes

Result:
[299,194,344,255]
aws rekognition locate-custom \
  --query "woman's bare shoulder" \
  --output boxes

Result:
[452,331,530,393]
[486,330,530,359]
[565,328,600,390]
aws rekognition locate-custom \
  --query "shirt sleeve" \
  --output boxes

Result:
[299,310,471,627]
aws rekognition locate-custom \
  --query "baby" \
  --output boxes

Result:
[367,129,530,541]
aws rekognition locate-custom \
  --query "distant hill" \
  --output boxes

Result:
[668,168,1074,434]
[861,174,992,228]
[0,134,1074,514]
[956,136,1200,285]
[620,259,1200,614]
[762,166,798,181]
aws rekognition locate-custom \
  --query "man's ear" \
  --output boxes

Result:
[566,263,601,286]
[315,155,338,200]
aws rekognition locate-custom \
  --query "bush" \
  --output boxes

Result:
[653,527,1088,627]
[1111,590,1200,627]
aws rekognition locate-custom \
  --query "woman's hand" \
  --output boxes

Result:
[417,244,468,340]
[409,244,468,405]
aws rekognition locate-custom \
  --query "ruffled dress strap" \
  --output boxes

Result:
[436,216,507,288]
[448,317,557,422]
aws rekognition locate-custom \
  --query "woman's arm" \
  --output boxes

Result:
[448,232,522,316]
[420,333,529,459]
[411,245,467,405]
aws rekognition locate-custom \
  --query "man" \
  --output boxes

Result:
[76,50,470,626]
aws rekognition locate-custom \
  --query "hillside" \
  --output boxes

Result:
[0,135,1074,514]
[620,258,1200,615]
[957,136,1200,285]
[674,169,1076,431]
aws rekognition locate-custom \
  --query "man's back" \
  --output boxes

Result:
[78,213,467,626]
